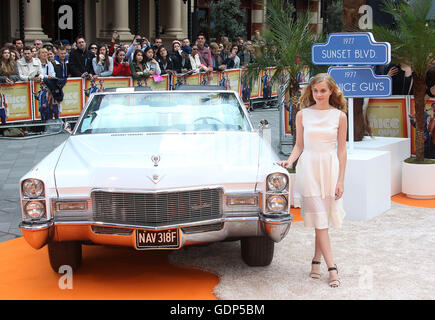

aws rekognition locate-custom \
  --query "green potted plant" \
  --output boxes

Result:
[245,0,322,161]
[374,0,435,198]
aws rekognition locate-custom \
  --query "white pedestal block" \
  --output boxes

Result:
[291,148,391,221]
[353,137,410,196]
[343,149,391,221]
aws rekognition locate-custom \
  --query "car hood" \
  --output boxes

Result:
[54,132,268,196]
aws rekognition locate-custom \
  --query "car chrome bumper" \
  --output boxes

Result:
[19,214,292,249]
[260,213,292,243]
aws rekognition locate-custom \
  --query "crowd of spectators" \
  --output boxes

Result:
[0,32,259,123]
[0,32,258,86]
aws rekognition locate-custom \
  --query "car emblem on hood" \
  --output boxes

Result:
[151,155,160,167]
[148,173,165,184]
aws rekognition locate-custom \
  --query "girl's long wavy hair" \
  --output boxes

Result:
[0,47,16,76]
[298,73,347,113]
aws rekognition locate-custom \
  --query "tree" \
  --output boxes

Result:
[245,0,321,152]
[373,0,435,162]
[206,0,246,41]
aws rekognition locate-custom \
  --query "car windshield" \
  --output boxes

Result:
[75,92,252,134]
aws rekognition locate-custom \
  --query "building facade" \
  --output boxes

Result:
[0,0,326,46]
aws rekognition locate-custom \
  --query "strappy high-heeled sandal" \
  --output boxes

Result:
[328,264,340,288]
[309,260,321,279]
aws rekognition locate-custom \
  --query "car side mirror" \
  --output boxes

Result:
[259,119,271,144]
[259,119,269,129]
[63,122,72,134]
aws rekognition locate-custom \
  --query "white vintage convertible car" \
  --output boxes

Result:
[19,87,292,271]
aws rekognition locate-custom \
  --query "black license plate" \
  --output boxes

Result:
[136,228,179,249]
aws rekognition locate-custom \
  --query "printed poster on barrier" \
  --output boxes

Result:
[198,72,220,86]
[270,67,279,97]
[171,73,200,89]
[209,72,221,86]
[220,69,241,94]
[33,79,83,119]
[260,68,272,99]
[57,79,83,118]
[261,67,279,98]
[409,98,435,155]
[239,69,260,102]
[366,97,408,138]
[284,89,292,135]
[0,82,32,123]
[146,74,170,91]
[84,77,131,102]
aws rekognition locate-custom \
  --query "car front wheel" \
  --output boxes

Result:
[240,236,274,267]
[48,241,82,272]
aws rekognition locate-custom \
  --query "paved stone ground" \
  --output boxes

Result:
[0,134,69,242]
[0,104,288,243]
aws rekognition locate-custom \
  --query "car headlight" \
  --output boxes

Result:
[24,201,46,219]
[267,173,288,192]
[266,195,288,212]
[22,179,45,198]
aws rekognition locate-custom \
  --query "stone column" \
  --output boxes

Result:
[161,0,184,42]
[112,0,134,42]
[251,0,265,38]
[308,0,323,35]
[84,0,97,43]
[23,0,49,44]
[98,0,133,43]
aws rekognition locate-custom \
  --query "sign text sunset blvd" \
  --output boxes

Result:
[312,32,391,65]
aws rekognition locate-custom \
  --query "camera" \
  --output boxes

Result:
[137,38,144,44]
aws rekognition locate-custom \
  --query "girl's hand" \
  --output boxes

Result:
[387,66,398,77]
[276,160,292,168]
[335,182,344,200]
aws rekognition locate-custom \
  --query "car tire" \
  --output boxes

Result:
[48,241,82,272]
[240,236,274,267]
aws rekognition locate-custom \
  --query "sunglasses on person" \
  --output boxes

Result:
[90,47,98,50]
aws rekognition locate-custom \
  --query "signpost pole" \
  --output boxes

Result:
[348,97,354,153]
[311,32,391,154]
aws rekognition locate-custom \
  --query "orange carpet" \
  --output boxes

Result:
[290,207,303,222]
[0,237,218,300]
[391,193,435,208]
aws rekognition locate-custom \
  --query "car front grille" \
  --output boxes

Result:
[92,189,223,227]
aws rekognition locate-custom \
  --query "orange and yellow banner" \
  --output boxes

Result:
[59,79,84,118]
[33,79,84,119]
[85,77,131,102]
[366,97,408,138]
[0,82,32,123]
[239,69,260,100]
[220,69,241,94]
[171,73,200,88]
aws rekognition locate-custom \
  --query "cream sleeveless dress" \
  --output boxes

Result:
[295,107,345,229]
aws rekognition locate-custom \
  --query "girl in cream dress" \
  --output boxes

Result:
[278,73,347,288]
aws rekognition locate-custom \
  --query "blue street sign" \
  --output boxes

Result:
[312,32,391,65]
[328,66,392,98]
